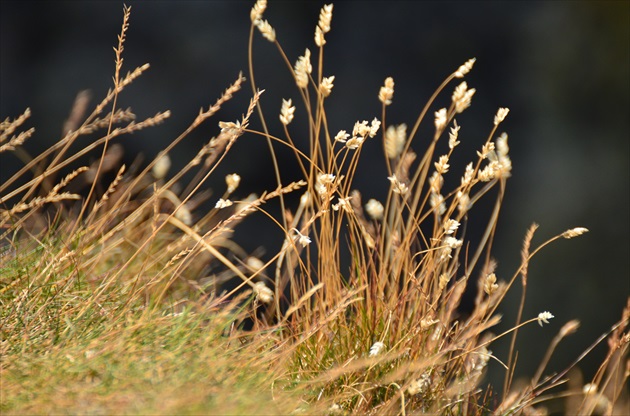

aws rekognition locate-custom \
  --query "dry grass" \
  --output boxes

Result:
[1,2,628,415]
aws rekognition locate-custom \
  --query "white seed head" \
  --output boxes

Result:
[292,228,312,247]
[494,107,510,125]
[454,57,476,78]
[443,218,460,235]
[434,155,450,174]
[379,76,395,105]
[152,153,171,179]
[537,311,555,327]
[294,49,312,89]
[254,281,274,304]
[254,19,276,42]
[369,341,385,357]
[332,196,352,212]
[434,108,448,132]
[319,75,335,97]
[280,98,296,125]
[334,130,349,143]
[483,273,499,295]
[365,199,384,221]
[215,198,233,209]
[250,0,267,22]
[225,173,241,194]
[387,174,409,195]
[562,227,589,239]
[448,120,461,149]
[384,123,407,159]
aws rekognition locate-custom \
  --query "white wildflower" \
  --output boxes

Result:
[225,173,241,194]
[345,136,364,149]
[215,198,233,209]
[280,98,295,125]
[379,76,395,105]
[562,227,589,239]
[537,311,554,327]
[454,57,476,78]
[369,341,385,357]
[444,236,463,249]
[319,75,335,97]
[494,107,510,125]
[292,228,312,247]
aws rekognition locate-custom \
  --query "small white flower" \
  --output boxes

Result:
[292,228,311,247]
[225,173,241,194]
[215,198,233,209]
[537,311,554,327]
[369,341,385,357]
[318,173,336,184]
[365,199,384,221]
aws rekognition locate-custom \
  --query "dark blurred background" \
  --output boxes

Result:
[2,0,628,394]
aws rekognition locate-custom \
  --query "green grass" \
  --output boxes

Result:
[1,2,628,415]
